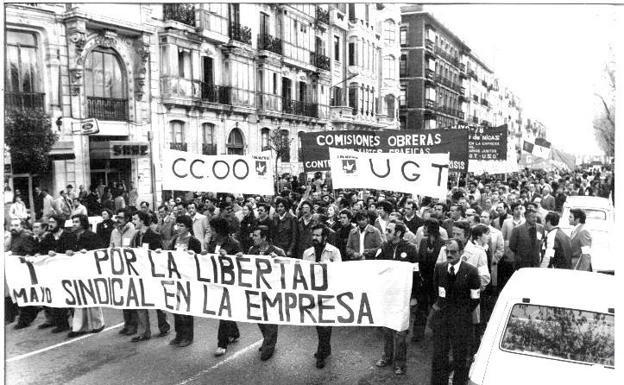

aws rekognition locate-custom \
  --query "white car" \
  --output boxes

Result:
[559,196,614,273]
[469,268,615,385]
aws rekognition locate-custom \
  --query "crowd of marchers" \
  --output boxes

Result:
[5,164,613,384]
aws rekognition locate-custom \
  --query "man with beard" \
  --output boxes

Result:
[7,219,37,329]
[208,217,243,356]
[109,208,138,336]
[255,203,273,239]
[248,225,287,361]
[272,197,297,258]
[302,224,341,369]
[130,211,170,342]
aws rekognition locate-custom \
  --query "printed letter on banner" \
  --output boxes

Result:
[5,250,413,331]
[328,148,449,199]
[162,149,274,195]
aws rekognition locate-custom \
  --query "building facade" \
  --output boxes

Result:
[4,3,401,212]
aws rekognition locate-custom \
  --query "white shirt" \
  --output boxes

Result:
[358,228,366,254]
[540,227,559,268]
[448,259,462,274]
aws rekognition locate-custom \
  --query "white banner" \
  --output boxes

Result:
[329,148,449,198]
[5,249,413,331]
[162,150,274,195]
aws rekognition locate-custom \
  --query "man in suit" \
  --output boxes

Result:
[509,207,545,270]
[569,208,592,271]
[430,238,481,385]
[272,197,298,258]
[345,210,383,260]
[130,211,170,342]
[541,212,572,269]
[8,218,38,329]
[540,185,556,211]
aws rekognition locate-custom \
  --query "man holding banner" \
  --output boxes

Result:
[302,224,342,369]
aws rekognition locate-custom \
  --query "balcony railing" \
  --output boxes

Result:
[161,76,201,99]
[282,98,328,119]
[425,39,435,52]
[310,52,331,71]
[170,142,188,151]
[202,143,217,155]
[5,92,45,111]
[459,86,465,94]
[468,69,477,80]
[316,6,329,25]
[459,63,465,72]
[230,22,252,45]
[257,33,283,55]
[200,82,232,104]
[424,99,436,110]
[163,4,195,26]
[256,92,282,112]
[425,69,435,80]
[87,96,128,121]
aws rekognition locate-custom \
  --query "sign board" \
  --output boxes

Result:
[300,129,469,172]
[90,141,150,159]
[329,148,449,198]
[162,149,275,195]
[80,118,100,135]
[468,124,508,161]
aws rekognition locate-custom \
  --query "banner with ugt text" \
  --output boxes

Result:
[5,249,413,331]
[329,148,449,199]
[162,149,274,195]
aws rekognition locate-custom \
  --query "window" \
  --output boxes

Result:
[202,123,216,155]
[178,48,192,78]
[261,128,270,151]
[85,48,126,99]
[501,304,614,367]
[170,121,185,144]
[385,94,395,119]
[331,86,342,106]
[399,84,406,107]
[6,30,41,94]
[348,4,355,20]
[280,130,290,162]
[400,27,407,45]
[383,20,395,45]
[334,36,340,61]
[399,54,407,76]
[348,42,356,66]
[383,56,395,79]
[227,128,244,155]
[425,86,436,102]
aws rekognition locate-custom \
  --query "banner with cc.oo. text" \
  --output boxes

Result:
[329,148,449,199]
[161,149,274,195]
[5,249,413,331]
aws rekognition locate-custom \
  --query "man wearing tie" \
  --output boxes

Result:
[569,209,592,271]
[430,238,481,385]
[302,224,341,369]
[508,207,545,270]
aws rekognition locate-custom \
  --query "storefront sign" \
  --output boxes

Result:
[6,248,413,331]
[329,148,449,198]
[90,141,150,159]
[162,149,274,195]
[300,129,468,172]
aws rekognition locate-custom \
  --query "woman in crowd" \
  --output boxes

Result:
[96,209,115,245]
[9,195,29,222]
[237,203,257,252]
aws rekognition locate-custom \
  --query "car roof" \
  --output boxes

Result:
[563,196,612,209]
[501,268,615,313]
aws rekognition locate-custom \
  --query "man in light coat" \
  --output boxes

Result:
[569,208,592,271]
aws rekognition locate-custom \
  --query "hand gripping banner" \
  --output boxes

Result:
[5,249,413,331]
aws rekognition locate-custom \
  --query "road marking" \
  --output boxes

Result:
[175,339,263,385]
[6,322,124,363]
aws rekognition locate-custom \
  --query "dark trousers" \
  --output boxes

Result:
[137,309,169,337]
[51,307,69,328]
[258,323,278,353]
[173,314,194,341]
[382,327,408,370]
[497,258,515,291]
[431,318,473,385]
[122,309,138,332]
[17,306,39,326]
[315,326,332,359]
[217,320,240,348]
[5,296,19,323]
[413,290,434,338]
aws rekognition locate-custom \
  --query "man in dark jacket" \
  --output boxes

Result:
[374,220,419,376]
[272,197,297,258]
[130,211,170,342]
[509,207,545,269]
[430,238,481,385]
[296,201,315,259]
[248,225,287,361]
[8,218,37,328]
[335,209,354,260]
[541,212,572,269]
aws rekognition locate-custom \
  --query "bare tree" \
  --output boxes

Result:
[266,129,293,193]
[593,56,615,157]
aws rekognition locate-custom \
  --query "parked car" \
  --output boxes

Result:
[560,196,614,273]
[469,268,615,385]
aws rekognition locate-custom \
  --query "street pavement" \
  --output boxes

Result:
[5,307,434,385]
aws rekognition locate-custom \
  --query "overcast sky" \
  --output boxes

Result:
[425,3,617,156]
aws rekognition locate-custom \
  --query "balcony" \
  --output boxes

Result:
[5,92,45,111]
[170,142,188,151]
[468,69,477,80]
[472,95,479,103]
[459,95,468,103]
[163,4,195,26]
[202,143,217,155]
[282,98,327,119]
[481,98,489,107]
[87,97,128,121]
[425,39,435,52]
[230,22,252,45]
[425,69,435,81]
[459,71,467,79]
[482,80,488,88]
[316,6,329,25]
[424,99,436,110]
[257,33,282,55]
[458,111,465,120]
[200,82,232,104]
[459,63,465,72]
[256,92,282,113]
[459,86,465,94]
[310,52,331,71]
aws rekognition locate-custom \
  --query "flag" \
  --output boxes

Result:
[523,138,551,159]
[522,140,534,153]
